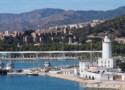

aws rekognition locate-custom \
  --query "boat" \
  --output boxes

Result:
[0,70,7,75]
[27,72,38,76]
[0,60,4,70]
[44,61,51,67]
[6,61,14,72]
[0,60,7,75]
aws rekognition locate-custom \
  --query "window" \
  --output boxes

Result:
[108,61,110,63]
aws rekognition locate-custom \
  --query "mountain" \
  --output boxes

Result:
[1,6,125,32]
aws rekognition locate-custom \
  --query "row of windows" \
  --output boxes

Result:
[101,61,110,64]
[101,64,112,67]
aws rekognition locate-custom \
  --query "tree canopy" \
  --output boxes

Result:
[119,62,125,72]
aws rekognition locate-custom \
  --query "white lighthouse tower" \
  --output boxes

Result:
[98,33,116,68]
[102,33,112,59]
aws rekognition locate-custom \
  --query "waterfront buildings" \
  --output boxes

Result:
[79,33,125,81]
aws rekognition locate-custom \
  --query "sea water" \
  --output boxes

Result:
[0,60,114,90]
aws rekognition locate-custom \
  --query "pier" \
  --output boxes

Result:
[0,50,102,60]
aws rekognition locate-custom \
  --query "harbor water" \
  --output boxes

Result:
[0,59,114,90]
[4,59,79,69]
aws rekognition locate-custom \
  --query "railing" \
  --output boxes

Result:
[0,51,102,54]
[1,56,79,60]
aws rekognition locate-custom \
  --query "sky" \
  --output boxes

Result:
[0,0,125,13]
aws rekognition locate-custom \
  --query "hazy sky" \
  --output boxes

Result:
[0,0,125,13]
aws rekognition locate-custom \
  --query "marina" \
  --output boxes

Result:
[0,60,118,90]
[0,59,124,90]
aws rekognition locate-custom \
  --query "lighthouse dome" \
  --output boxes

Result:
[104,35,110,42]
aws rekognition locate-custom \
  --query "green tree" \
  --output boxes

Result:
[3,36,15,44]
[23,30,35,36]
[119,62,125,72]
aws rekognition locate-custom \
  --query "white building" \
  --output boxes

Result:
[68,37,72,44]
[79,62,114,81]
[5,31,9,35]
[79,33,124,81]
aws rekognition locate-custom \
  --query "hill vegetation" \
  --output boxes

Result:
[73,14,125,38]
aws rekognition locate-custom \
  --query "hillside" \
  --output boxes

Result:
[73,14,125,38]
[92,14,125,37]
[1,6,125,32]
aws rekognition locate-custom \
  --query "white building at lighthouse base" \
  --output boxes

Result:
[78,34,125,81]
[98,58,116,68]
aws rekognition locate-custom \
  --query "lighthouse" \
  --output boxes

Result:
[98,33,116,68]
[102,33,112,59]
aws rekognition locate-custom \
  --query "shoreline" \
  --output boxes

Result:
[7,71,125,90]
[47,73,125,90]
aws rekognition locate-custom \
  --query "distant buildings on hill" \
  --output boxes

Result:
[0,19,113,46]
[49,19,105,30]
